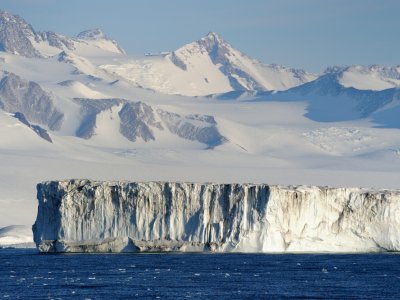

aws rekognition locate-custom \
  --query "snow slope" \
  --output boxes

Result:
[57,80,109,99]
[0,225,34,248]
[1,91,400,228]
[231,72,400,127]
[333,65,400,91]
[75,28,126,55]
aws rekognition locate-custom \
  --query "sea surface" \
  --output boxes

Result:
[0,249,399,299]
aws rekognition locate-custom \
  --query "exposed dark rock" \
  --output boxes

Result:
[13,112,52,143]
[0,72,64,130]
[118,101,163,142]
[158,110,227,148]
[0,10,41,57]
[73,98,125,139]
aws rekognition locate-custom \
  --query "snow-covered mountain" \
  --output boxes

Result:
[75,28,125,55]
[0,10,125,58]
[275,71,400,126]
[169,32,316,92]
[0,10,41,57]
[101,32,316,96]
[327,65,400,91]
[214,70,400,127]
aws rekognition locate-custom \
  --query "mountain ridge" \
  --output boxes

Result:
[0,10,125,58]
[169,31,316,92]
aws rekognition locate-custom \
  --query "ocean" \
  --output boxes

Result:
[1,249,399,299]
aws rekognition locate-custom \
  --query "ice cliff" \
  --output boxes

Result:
[33,180,400,253]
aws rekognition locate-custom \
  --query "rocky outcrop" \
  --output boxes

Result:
[72,98,227,147]
[36,31,75,51]
[74,98,124,139]
[119,101,163,142]
[158,110,227,148]
[0,10,41,57]
[13,112,52,143]
[0,72,64,130]
[33,180,400,253]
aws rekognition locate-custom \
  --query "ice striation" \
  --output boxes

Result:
[33,180,400,253]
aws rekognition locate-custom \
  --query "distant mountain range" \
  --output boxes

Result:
[101,31,317,96]
[0,8,399,148]
[212,68,400,127]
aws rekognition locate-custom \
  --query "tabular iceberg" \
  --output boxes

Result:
[32,180,400,253]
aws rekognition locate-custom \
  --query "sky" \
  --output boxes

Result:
[0,0,399,72]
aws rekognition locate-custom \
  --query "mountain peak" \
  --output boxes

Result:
[76,28,106,40]
[0,10,41,57]
[168,31,234,73]
[0,10,20,22]
[75,28,125,54]
[203,31,224,42]
[172,31,233,59]
[0,10,34,34]
[164,31,316,93]
[198,31,230,50]
[323,66,347,74]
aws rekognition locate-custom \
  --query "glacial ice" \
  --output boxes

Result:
[0,225,34,248]
[32,180,400,253]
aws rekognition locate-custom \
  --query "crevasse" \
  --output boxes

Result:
[32,180,400,253]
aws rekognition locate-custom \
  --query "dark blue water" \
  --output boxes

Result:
[1,249,400,299]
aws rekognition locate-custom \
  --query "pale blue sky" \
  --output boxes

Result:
[1,0,399,72]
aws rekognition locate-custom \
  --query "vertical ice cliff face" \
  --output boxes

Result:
[33,180,400,253]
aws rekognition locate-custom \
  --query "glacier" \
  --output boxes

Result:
[32,180,400,253]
